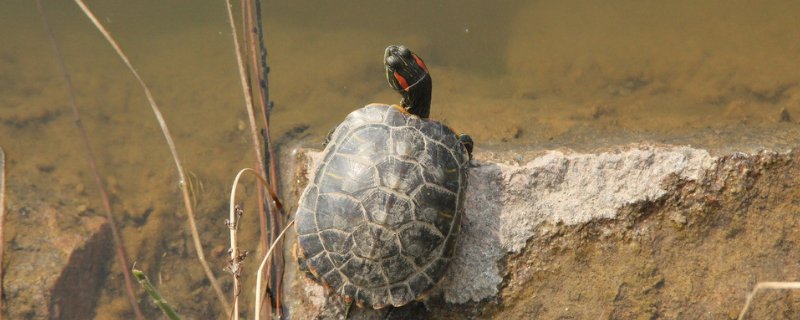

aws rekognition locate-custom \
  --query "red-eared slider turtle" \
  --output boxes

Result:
[295,45,472,309]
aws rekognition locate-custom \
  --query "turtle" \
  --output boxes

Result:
[295,45,472,309]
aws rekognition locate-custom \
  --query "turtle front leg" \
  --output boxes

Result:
[323,126,336,147]
[458,133,474,160]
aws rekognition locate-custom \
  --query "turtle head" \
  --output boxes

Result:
[384,45,432,118]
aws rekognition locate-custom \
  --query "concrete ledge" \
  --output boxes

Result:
[286,144,800,319]
[442,145,715,304]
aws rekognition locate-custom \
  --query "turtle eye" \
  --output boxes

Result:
[386,55,403,69]
[399,46,412,58]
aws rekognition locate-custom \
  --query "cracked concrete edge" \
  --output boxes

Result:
[294,144,722,305]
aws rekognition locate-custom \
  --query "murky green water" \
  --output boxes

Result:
[2,0,800,318]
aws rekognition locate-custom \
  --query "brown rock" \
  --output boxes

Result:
[3,186,112,319]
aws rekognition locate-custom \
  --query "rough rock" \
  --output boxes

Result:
[3,183,112,319]
[285,144,800,319]
[442,145,715,303]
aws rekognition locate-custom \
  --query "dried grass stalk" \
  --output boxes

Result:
[72,0,230,313]
[0,147,6,320]
[254,220,294,320]
[226,168,282,320]
[738,281,800,320]
[38,1,144,318]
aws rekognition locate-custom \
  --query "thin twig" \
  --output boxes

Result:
[72,0,231,314]
[240,2,273,318]
[240,0,271,265]
[226,169,253,320]
[132,268,181,320]
[231,3,272,311]
[738,281,800,320]
[255,220,294,320]
[247,1,287,316]
[0,147,6,320]
[37,2,144,318]
[222,0,267,199]
[228,168,282,320]
[230,1,282,317]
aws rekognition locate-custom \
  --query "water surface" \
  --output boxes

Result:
[1,0,799,318]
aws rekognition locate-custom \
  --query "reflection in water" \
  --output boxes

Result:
[1,0,800,318]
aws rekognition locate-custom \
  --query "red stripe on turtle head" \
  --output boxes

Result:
[393,71,410,92]
[412,54,429,73]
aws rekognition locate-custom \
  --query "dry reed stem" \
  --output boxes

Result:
[254,220,294,320]
[37,1,144,318]
[222,0,268,201]
[0,147,6,320]
[227,168,281,320]
[239,0,270,269]
[242,1,287,315]
[228,1,285,317]
[737,281,800,320]
[226,2,270,309]
[72,0,231,314]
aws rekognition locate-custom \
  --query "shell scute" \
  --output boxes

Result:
[295,104,468,308]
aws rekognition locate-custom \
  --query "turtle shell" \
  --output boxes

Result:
[295,103,469,308]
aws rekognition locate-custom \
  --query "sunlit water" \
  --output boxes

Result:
[1,0,800,318]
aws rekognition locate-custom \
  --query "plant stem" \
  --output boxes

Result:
[72,0,231,314]
[0,147,5,320]
[132,269,181,320]
[246,1,287,315]
[738,281,800,320]
[255,220,294,320]
[228,168,283,320]
[37,1,144,318]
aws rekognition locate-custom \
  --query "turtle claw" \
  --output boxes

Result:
[458,133,474,160]
[323,127,336,147]
[344,298,353,319]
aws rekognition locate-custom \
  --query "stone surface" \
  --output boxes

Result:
[442,145,715,303]
[3,182,112,319]
[286,144,800,319]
